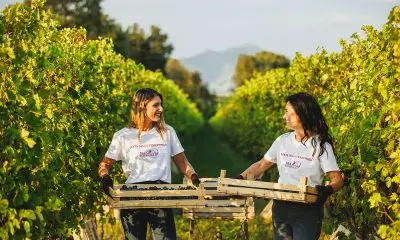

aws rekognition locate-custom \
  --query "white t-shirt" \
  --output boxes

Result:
[105,126,184,183]
[264,132,340,187]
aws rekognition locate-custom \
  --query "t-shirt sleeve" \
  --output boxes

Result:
[320,143,340,173]
[170,128,184,156]
[105,132,123,161]
[263,136,281,163]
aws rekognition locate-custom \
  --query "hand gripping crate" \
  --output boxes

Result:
[182,177,255,220]
[217,170,318,204]
[109,183,206,209]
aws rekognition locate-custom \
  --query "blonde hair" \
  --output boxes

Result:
[129,88,167,141]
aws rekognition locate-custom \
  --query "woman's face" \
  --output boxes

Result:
[145,96,163,123]
[284,102,303,131]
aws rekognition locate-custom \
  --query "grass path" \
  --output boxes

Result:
[174,123,252,181]
[173,123,270,213]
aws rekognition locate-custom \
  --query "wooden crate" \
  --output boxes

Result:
[217,170,318,204]
[183,177,255,220]
[109,183,206,209]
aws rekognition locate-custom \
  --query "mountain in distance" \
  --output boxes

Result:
[179,44,262,96]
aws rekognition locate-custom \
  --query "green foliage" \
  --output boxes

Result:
[95,215,273,239]
[233,51,290,87]
[165,58,217,119]
[0,1,202,238]
[175,216,273,240]
[44,0,173,72]
[210,6,400,239]
[44,0,105,40]
[122,24,173,72]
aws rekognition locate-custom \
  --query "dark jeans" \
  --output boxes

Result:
[120,180,176,240]
[120,208,176,240]
[272,200,323,240]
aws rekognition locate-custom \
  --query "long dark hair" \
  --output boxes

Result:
[286,92,333,158]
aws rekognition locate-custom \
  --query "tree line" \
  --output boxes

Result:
[42,0,292,118]
[41,0,219,118]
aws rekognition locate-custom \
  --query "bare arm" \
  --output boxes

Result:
[240,158,276,179]
[172,152,196,179]
[326,171,344,191]
[98,157,116,177]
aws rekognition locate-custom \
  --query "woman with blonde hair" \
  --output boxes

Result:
[98,87,200,240]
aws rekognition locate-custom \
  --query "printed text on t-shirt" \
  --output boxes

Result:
[280,152,312,161]
[129,143,167,149]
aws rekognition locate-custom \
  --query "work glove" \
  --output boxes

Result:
[190,173,200,187]
[101,174,113,197]
[234,174,244,180]
[316,185,333,204]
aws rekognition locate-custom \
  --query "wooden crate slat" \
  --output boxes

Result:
[183,177,256,220]
[111,189,202,198]
[182,198,254,219]
[203,190,228,196]
[305,194,318,203]
[113,184,197,190]
[183,212,250,219]
[203,199,247,207]
[186,207,246,213]
[247,208,255,219]
[111,199,205,209]
[218,185,304,200]
[218,178,317,194]
[199,178,219,182]
[218,185,317,203]
[201,178,242,197]
[201,182,218,187]
[110,183,205,209]
[114,183,196,188]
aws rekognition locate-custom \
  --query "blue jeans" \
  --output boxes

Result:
[120,208,176,240]
[272,200,323,240]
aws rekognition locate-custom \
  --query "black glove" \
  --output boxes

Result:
[316,185,333,204]
[190,173,200,187]
[235,174,244,180]
[101,174,113,197]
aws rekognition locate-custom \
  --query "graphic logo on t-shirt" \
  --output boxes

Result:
[284,160,301,169]
[139,148,159,157]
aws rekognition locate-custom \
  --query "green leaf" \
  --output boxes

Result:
[35,208,44,222]
[375,163,383,171]
[23,137,36,148]
[20,128,30,139]
[369,193,382,208]
[7,221,15,235]
[23,221,30,234]
[0,199,9,213]
[19,209,36,220]
[45,107,53,119]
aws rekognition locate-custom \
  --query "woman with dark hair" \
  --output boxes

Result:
[98,87,200,240]
[237,92,343,240]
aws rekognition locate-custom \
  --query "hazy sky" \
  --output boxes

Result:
[100,0,399,59]
[2,0,400,59]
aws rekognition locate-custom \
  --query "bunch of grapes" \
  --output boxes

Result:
[120,185,197,191]
[124,196,199,200]
[120,185,138,191]
[178,186,197,190]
